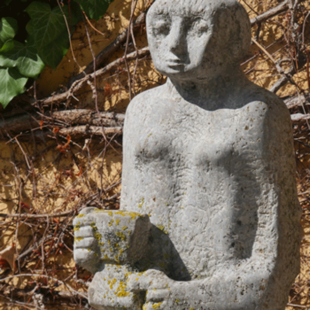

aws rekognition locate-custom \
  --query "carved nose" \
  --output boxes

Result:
[169,25,186,55]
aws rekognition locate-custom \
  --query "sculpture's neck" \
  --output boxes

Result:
[167,67,248,109]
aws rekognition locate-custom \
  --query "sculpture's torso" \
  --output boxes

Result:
[121,84,287,281]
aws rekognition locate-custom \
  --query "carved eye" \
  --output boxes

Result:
[152,20,171,37]
[191,19,208,36]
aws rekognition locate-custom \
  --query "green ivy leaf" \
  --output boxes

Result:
[0,17,18,47]
[25,2,81,69]
[25,2,68,49]
[37,31,70,70]
[0,39,45,78]
[74,0,112,21]
[0,68,28,108]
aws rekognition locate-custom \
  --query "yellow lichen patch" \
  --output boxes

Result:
[138,197,145,209]
[175,299,180,303]
[104,254,109,259]
[90,222,98,231]
[76,214,85,218]
[189,308,194,310]
[115,219,120,225]
[122,226,128,230]
[157,225,168,234]
[116,281,129,297]
[116,290,129,297]
[114,210,142,219]
[116,231,127,241]
[94,232,102,240]
[109,278,117,289]
[152,302,162,309]
[109,219,114,227]
[74,237,84,242]
[74,224,80,232]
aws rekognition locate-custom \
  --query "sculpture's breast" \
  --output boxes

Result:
[132,102,262,194]
[133,104,252,163]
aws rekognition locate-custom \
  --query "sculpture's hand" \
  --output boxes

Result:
[73,208,101,274]
[128,269,191,309]
[73,208,152,274]
[89,265,145,310]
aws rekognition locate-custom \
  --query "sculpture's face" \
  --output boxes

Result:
[146,0,250,81]
[147,10,212,80]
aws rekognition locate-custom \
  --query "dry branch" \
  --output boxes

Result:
[58,125,122,137]
[0,109,124,137]
[269,66,295,93]
[52,110,124,126]
[0,210,76,219]
[69,12,146,85]
[285,95,309,109]
[291,113,310,122]
[250,0,289,26]
[40,46,150,106]
[1,287,86,301]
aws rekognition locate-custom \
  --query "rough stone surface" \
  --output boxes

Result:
[73,0,301,309]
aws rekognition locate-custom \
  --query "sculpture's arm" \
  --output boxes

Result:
[128,100,301,310]
[119,95,146,210]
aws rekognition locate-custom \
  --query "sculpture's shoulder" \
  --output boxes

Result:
[243,83,290,126]
[125,85,165,120]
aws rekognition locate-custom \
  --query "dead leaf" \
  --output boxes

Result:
[53,127,60,134]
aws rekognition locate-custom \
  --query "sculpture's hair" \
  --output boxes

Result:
[149,0,240,17]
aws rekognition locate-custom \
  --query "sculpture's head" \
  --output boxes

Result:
[146,0,251,81]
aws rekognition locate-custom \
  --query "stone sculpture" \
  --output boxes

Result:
[73,0,301,309]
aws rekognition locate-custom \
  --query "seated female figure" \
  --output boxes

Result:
[74,0,301,309]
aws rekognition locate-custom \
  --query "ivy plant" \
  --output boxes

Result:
[0,0,114,108]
